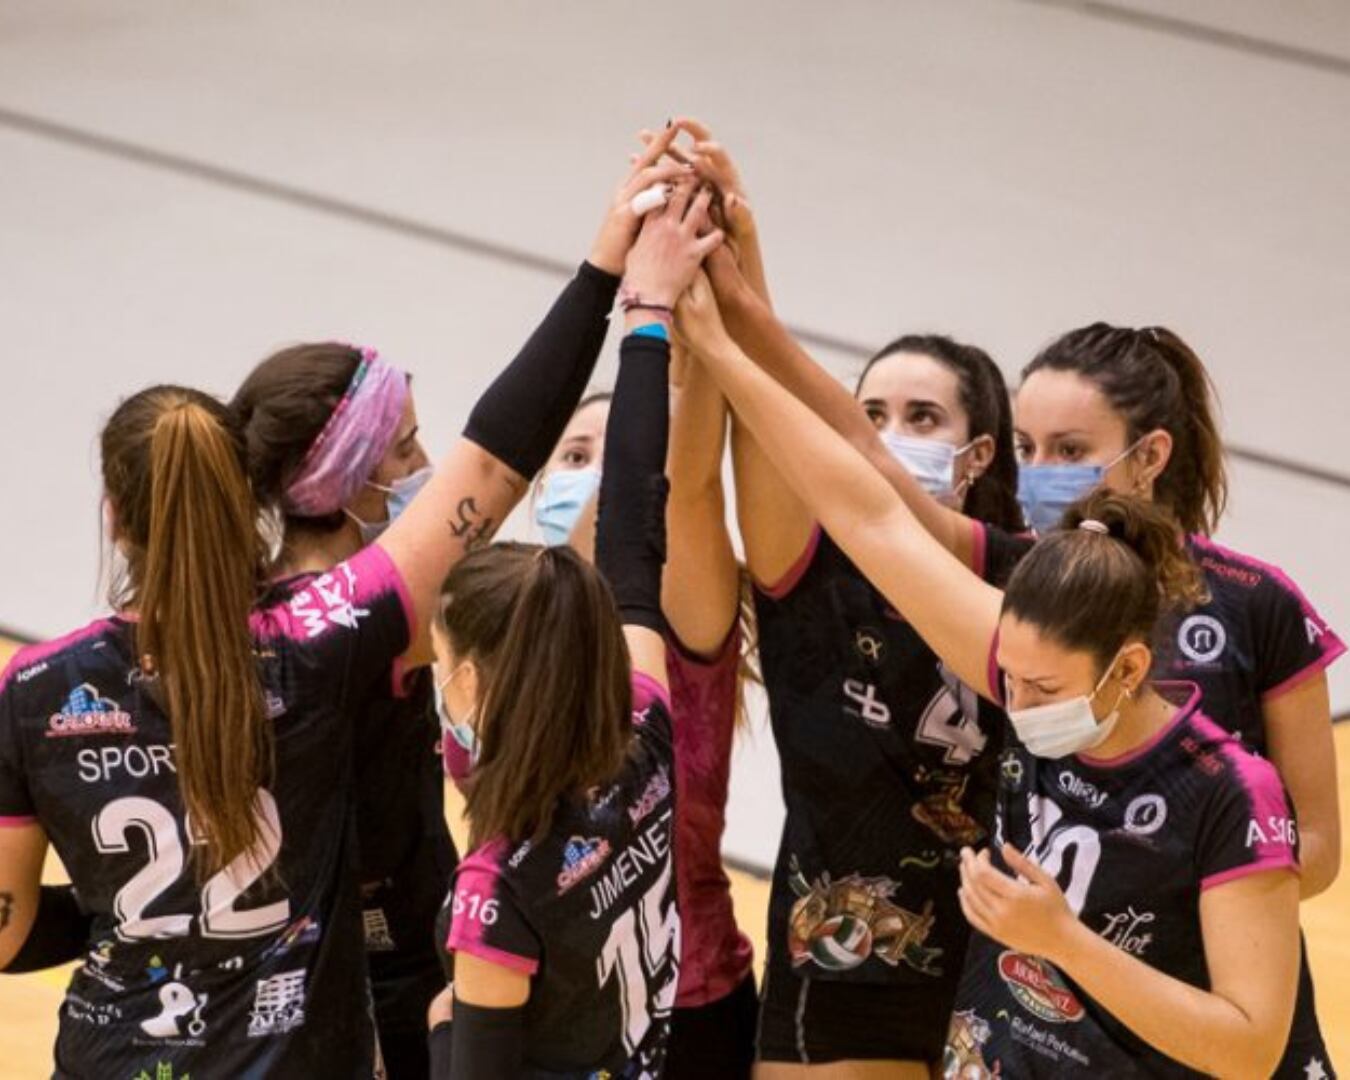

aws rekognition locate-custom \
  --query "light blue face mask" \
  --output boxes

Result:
[1017,440,1141,535]
[435,667,479,766]
[346,465,434,545]
[535,468,601,547]
[881,432,976,503]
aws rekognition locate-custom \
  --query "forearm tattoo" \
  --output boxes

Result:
[448,496,496,551]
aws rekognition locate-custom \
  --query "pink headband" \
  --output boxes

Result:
[282,347,410,517]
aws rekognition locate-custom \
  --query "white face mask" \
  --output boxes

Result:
[1007,653,1128,759]
[880,432,975,503]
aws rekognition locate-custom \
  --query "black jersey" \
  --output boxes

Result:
[944,683,1299,1078]
[1161,536,1345,754]
[440,674,679,1078]
[753,523,1031,991]
[0,544,413,1079]
[266,572,458,1043]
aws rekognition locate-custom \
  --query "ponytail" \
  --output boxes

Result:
[1002,490,1206,669]
[1147,328,1228,536]
[103,387,270,875]
[441,543,632,847]
[1023,323,1228,536]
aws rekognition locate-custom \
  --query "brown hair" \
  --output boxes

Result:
[230,344,363,540]
[1022,324,1227,536]
[1002,490,1207,671]
[103,386,271,874]
[858,334,1024,532]
[440,543,633,847]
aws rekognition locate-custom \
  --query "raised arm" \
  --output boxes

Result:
[705,247,982,568]
[662,345,740,655]
[597,185,725,688]
[679,273,1002,698]
[639,121,816,588]
[379,131,692,639]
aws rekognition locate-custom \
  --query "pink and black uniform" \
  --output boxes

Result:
[435,325,680,1078]
[442,674,679,1078]
[263,572,454,1073]
[944,682,1299,1077]
[753,523,1031,1064]
[0,545,413,1079]
[664,629,756,1073]
[1160,536,1345,1079]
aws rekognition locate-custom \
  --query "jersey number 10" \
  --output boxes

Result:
[92,789,291,941]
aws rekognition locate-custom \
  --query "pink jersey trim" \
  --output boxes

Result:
[1076,682,1201,770]
[1192,709,1300,870]
[632,672,672,715]
[0,814,37,827]
[1262,639,1347,703]
[447,937,540,977]
[969,520,988,580]
[0,618,119,694]
[755,526,822,600]
[1201,855,1298,892]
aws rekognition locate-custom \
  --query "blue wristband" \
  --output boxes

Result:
[629,322,670,343]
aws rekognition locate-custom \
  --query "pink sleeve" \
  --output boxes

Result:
[445,847,540,976]
[1199,733,1300,892]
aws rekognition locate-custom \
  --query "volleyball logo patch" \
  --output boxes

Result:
[786,856,942,975]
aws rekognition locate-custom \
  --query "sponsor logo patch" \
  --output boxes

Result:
[1177,614,1226,664]
[628,767,671,826]
[46,684,136,738]
[557,836,612,894]
[997,951,1085,1023]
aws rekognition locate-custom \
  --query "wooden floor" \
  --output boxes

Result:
[0,636,1344,1076]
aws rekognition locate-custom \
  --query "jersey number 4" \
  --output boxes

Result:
[595,859,680,1054]
[92,789,291,941]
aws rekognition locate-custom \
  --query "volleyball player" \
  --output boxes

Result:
[427,181,722,1077]
[522,348,759,1076]
[0,130,689,1077]
[230,347,453,1078]
[669,121,1026,1075]
[677,276,1302,1076]
[1008,324,1341,1077]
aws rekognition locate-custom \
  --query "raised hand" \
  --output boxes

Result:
[622,185,724,310]
[590,125,695,276]
[958,845,1077,961]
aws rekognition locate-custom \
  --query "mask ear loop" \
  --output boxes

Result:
[950,438,984,501]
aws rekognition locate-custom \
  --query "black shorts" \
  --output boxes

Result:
[666,973,758,1080]
[756,958,952,1065]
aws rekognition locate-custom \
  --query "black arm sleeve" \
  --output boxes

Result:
[3,886,92,973]
[463,261,620,480]
[428,1002,528,1079]
[595,333,671,632]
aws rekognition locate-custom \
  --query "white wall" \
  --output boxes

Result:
[1,0,1346,868]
